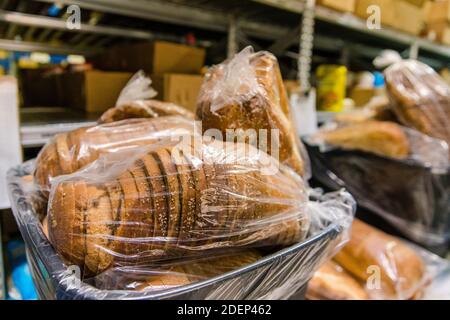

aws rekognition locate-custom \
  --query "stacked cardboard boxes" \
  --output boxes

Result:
[318,0,356,12]
[355,0,424,35]
[94,41,206,112]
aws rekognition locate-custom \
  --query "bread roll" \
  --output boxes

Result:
[316,121,410,159]
[99,100,195,124]
[196,48,306,176]
[306,261,369,300]
[48,138,309,275]
[334,219,425,300]
[34,117,196,192]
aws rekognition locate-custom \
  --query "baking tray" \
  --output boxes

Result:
[304,141,450,247]
[7,163,347,300]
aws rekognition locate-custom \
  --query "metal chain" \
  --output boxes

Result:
[298,0,315,93]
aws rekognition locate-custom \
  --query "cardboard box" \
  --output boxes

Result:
[405,0,427,7]
[94,41,206,75]
[62,70,132,113]
[356,0,424,34]
[152,73,203,112]
[392,0,424,35]
[423,0,450,23]
[355,0,397,28]
[319,0,356,12]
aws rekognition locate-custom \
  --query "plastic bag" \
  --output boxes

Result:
[8,160,355,299]
[99,100,195,124]
[309,121,449,171]
[115,71,157,107]
[47,135,313,275]
[307,219,449,300]
[34,116,197,193]
[196,46,310,179]
[305,136,450,246]
[384,60,450,149]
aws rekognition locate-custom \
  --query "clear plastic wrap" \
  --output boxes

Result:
[8,161,355,300]
[307,219,449,300]
[99,100,195,124]
[196,46,310,179]
[304,131,450,246]
[34,116,197,193]
[384,60,450,149]
[115,70,157,107]
[309,121,449,170]
[47,136,313,276]
[99,71,194,124]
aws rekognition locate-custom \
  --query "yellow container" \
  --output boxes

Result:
[316,65,347,112]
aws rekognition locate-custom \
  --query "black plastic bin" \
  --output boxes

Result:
[304,141,450,248]
[7,163,350,300]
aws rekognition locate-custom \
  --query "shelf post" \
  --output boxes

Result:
[227,14,238,58]
[298,0,315,94]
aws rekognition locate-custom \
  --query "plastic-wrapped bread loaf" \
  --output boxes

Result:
[99,100,195,124]
[334,219,425,300]
[196,47,307,177]
[48,137,310,275]
[384,60,450,149]
[306,261,369,300]
[314,121,410,159]
[34,116,196,192]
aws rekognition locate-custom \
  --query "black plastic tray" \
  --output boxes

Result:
[304,141,450,247]
[7,164,345,300]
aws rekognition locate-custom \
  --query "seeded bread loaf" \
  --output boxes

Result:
[48,139,309,275]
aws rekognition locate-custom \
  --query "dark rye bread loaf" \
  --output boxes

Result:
[34,117,196,192]
[48,140,308,275]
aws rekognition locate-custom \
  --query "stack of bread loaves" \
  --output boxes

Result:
[35,47,313,281]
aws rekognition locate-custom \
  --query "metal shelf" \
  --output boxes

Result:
[20,107,97,147]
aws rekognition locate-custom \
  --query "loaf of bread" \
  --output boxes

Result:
[196,47,306,176]
[334,219,425,300]
[48,138,309,275]
[385,60,450,148]
[34,117,196,191]
[315,121,410,159]
[306,261,369,300]
[99,100,195,124]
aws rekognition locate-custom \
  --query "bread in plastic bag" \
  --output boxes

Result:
[307,219,448,300]
[313,121,410,160]
[196,46,308,177]
[34,116,197,192]
[384,60,450,149]
[306,260,369,300]
[310,120,449,170]
[8,160,356,299]
[47,136,311,275]
[99,100,195,124]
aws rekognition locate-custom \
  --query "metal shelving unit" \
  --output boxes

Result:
[0,0,448,146]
